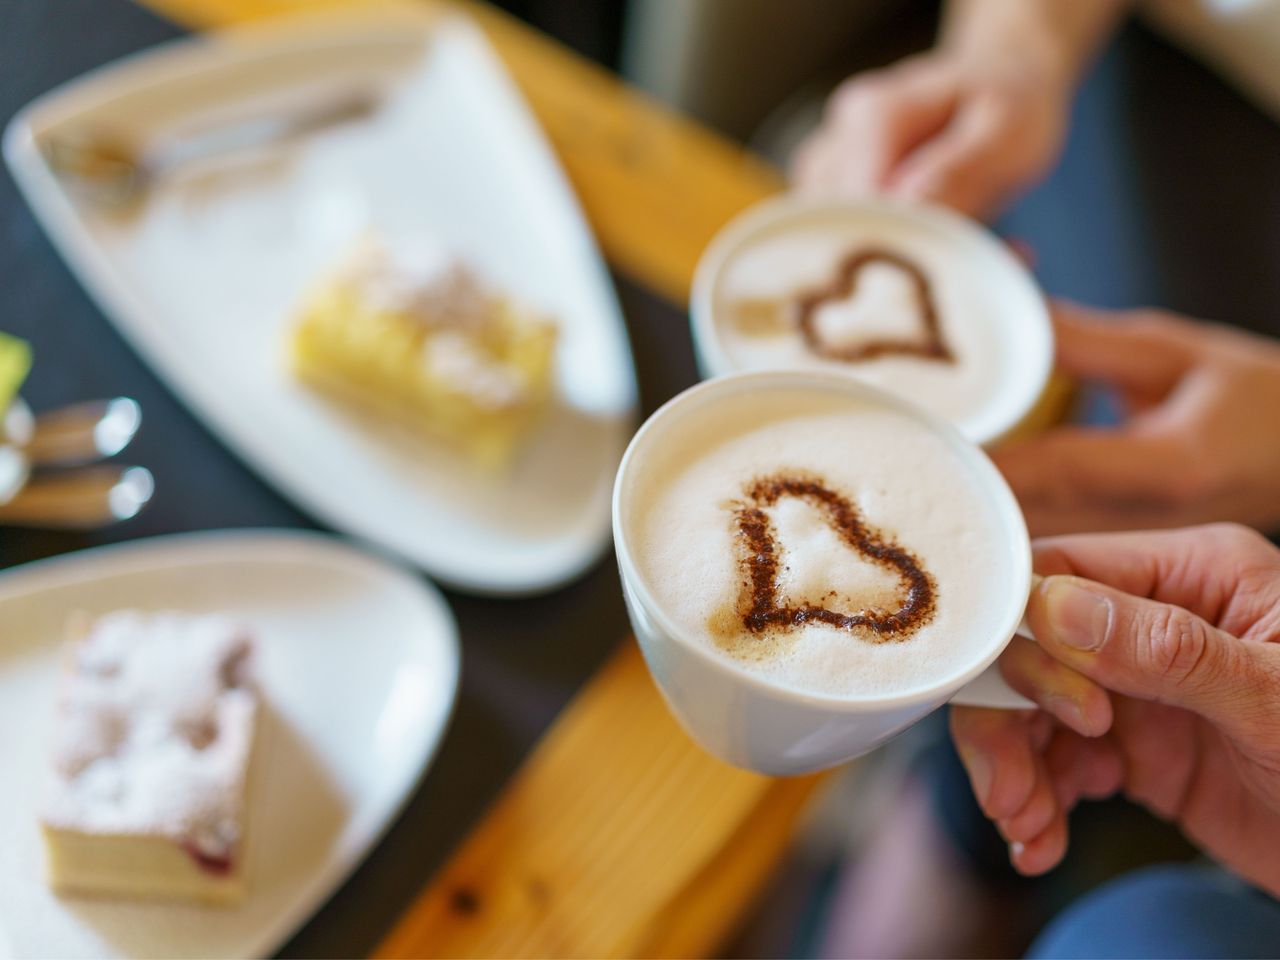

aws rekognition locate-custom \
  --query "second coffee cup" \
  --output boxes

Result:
[691,197,1057,448]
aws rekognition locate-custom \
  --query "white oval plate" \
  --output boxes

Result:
[3,10,637,595]
[0,530,460,959]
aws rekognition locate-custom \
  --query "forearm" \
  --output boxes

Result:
[941,0,1131,89]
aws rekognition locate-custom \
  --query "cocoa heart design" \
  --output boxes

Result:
[794,248,953,364]
[730,472,935,642]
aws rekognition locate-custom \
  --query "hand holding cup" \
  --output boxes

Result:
[951,524,1280,894]
[993,302,1280,537]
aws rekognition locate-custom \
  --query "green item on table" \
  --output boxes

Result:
[0,332,33,413]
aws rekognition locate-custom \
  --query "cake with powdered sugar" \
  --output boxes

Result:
[288,235,558,469]
[40,610,259,904]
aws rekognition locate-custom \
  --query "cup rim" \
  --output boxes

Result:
[612,369,1033,713]
[690,195,1054,448]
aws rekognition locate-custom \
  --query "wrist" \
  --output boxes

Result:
[939,0,1121,103]
[940,19,1075,103]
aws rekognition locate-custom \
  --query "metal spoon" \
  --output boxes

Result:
[43,89,380,208]
[0,444,28,508]
[0,398,34,506]
[27,397,142,468]
[0,465,154,528]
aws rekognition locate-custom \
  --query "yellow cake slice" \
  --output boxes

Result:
[41,611,258,905]
[289,237,558,468]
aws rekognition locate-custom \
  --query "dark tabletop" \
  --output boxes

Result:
[0,3,700,956]
[6,3,1280,957]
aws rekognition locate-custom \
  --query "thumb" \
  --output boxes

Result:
[1028,575,1274,742]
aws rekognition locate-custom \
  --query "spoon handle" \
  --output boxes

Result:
[155,89,380,173]
[27,397,142,467]
[0,444,29,507]
[0,466,153,528]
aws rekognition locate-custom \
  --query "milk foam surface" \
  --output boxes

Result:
[629,390,1015,698]
[713,213,1018,433]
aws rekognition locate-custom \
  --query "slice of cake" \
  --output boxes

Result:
[289,236,558,468]
[41,611,258,905]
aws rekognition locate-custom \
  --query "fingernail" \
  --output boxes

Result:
[1047,692,1089,732]
[1044,578,1112,651]
[961,748,994,807]
[1010,841,1026,861]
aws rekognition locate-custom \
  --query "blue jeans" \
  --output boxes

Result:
[1030,865,1280,959]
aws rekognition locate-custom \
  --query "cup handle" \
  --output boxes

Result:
[948,574,1042,710]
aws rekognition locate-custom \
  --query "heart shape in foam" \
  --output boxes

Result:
[795,249,953,364]
[731,472,935,642]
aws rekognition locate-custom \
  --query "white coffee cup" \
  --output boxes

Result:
[613,371,1036,775]
[691,196,1054,448]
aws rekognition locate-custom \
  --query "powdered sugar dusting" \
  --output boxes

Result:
[421,331,527,409]
[342,235,495,331]
[42,611,257,857]
[337,235,547,408]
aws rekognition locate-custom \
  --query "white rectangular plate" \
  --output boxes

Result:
[0,530,460,959]
[4,11,637,595]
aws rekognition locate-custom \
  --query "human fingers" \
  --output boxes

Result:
[790,131,833,190]
[1005,731,1123,875]
[1105,697,1200,821]
[1003,729,1126,876]
[997,748,1061,845]
[951,711,1072,874]
[1009,811,1069,875]
[1049,301,1196,400]
[949,706,1039,819]
[997,729,1126,876]
[889,95,1018,217]
[1014,498,1204,539]
[1043,726,1125,810]
[996,634,1112,737]
[992,425,1191,521]
[1027,572,1280,745]
[792,61,958,195]
[1030,524,1279,630]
